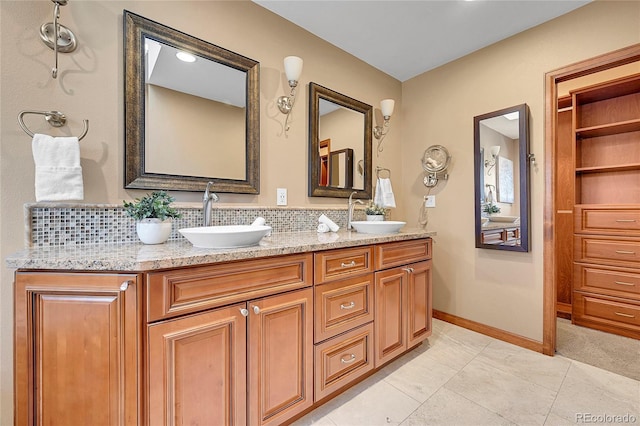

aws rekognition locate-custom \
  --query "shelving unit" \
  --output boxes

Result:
[571,73,640,339]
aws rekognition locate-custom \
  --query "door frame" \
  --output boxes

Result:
[543,43,640,355]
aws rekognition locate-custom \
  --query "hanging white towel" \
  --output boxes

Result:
[374,177,396,208]
[32,133,84,201]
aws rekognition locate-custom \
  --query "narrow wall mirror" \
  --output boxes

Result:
[124,10,260,193]
[309,82,372,198]
[474,103,530,252]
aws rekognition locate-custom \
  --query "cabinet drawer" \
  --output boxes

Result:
[573,293,640,337]
[574,263,640,300]
[147,253,312,322]
[575,206,640,236]
[374,238,432,270]
[574,235,640,268]
[314,274,374,343]
[314,323,374,402]
[314,246,373,284]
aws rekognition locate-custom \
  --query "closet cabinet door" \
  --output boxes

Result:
[248,288,314,426]
[14,272,140,426]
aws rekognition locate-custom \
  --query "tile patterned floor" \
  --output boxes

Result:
[293,319,640,426]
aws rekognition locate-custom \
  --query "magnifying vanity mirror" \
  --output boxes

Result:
[124,11,260,193]
[308,82,373,198]
[474,103,530,252]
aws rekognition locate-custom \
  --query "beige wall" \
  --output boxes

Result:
[0,1,401,422]
[401,1,640,341]
[1,0,639,422]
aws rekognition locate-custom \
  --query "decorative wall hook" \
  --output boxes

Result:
[40,0,78,79]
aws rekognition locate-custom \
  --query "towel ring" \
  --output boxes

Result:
[18,110,89,140]
[376,166,391,179]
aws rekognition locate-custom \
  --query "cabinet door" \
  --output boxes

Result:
[406,260,433,349]
[14,272,140,426]
[147,304,247,426]
[374,267,407,367]
[248,287,314,426]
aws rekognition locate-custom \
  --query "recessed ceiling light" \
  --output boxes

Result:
[176,51,196,63]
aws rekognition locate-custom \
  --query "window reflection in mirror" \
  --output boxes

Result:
[474,104,530,252]
[309,83,372,199]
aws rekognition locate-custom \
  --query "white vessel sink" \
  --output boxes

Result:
[179,225,271,248]
[488,216,519,223]
[350,221,406,234]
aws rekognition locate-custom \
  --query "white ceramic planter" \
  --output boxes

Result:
[366,215,385,221]
[136,218,172,244]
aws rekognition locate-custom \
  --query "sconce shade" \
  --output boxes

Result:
[490,145,501,158]
[380,99,395,117]
[284,56,303,82]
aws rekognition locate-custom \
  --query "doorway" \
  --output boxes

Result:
[543,43,640,355]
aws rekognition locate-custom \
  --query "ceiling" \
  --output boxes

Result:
[253,0,591,82]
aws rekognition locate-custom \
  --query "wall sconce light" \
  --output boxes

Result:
[374,99,395,153]
[484,145,501,175]
[277,56,303,134]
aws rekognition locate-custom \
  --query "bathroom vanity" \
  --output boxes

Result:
[9,230,433,426]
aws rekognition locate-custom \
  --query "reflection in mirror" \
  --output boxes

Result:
[474,104,530,252]
[309,83,372,198]
[124,11,260,193]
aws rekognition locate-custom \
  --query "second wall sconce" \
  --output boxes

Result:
[277,56,303,135]
[374,99,395,153]
[484,145,501,175]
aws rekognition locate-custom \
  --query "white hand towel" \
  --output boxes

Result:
[374,177,396,208]
[251,217,266,226]
[318,214,340,232]
[32,133,84,201]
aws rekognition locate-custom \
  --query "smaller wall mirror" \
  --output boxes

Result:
[309,83,372,198]
[474,104,530,252]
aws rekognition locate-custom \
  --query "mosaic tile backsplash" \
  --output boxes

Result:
[26,203,363,248]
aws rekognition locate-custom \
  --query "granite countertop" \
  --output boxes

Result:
[6,228,436,272]
[482,222,520,231]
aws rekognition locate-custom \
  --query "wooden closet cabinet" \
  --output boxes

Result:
[571,73,640,339]
[374,240,433,367]
[14,272,141,426]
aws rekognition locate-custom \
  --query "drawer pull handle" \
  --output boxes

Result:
[340,354,356,364]
[614,281,635,287]
[615,219,637,222]
[615,250,636,255]
[240,308,249,317]
[341,261,356,268]
[614,312,635,318]
[340,301,356,310]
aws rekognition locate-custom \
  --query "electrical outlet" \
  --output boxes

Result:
[425,195,436,208]
[277,188,287,206]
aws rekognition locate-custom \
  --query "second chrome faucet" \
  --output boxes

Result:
[203,182,219,227]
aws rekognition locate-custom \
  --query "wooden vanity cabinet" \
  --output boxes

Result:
[374,240,433,367]
[14,272,142,426]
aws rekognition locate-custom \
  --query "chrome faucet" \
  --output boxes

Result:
[348,191,364,230]
[203,181,219,226]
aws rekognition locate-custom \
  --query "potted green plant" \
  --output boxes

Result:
[123,191,181,244]
[365,202,387,221]
[482,202,501,215]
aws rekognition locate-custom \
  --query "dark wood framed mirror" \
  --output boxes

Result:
[124,10,260,193]
[308,82,372,199]
[474,103,530,252]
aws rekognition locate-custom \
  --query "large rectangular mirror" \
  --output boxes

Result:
[308,82,372,199]
[474,104,530,252]
[124,11,260,193]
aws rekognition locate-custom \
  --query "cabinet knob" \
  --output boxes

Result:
[252,305,260,315]
[402,267,414,273]
[240,308,249,317]
[119,280,131,291]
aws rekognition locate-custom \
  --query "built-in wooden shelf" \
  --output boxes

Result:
[576,163,640,174]
[576,118,640,139]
